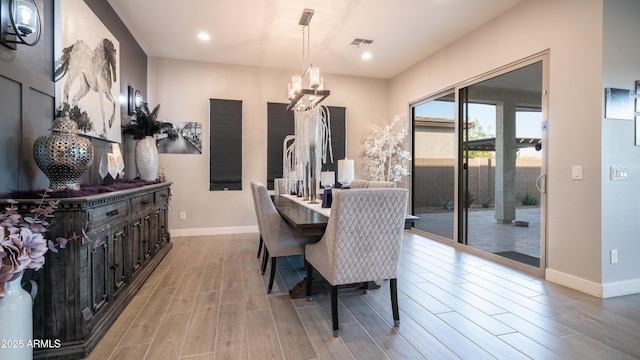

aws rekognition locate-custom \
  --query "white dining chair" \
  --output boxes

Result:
[305,188,409,336]
[348,179,368,188]
[366,181,396,188]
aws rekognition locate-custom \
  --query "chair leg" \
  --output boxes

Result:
[363,281,369,294]
[306,261,313,301]
[331,285,339,336]
[261,248,269,275]
[256,235,263,258]
[390,278,400,326]
[268,257,277,294]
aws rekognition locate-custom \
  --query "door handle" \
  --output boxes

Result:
[535,174,546,193]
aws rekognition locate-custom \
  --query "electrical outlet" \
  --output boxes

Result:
[610,249,618,264]
[179,211,186,220]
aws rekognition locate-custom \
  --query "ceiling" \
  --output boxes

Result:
[106,0,524,79]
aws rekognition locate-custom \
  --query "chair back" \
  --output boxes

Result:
[250,182,265,234]
[274,178,286,195]
[367,181,396,188]
[349,179,368,188]
[323,188,408,284]
[252,182,307,257]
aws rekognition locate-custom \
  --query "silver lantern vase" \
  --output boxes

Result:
[33,114,94,191]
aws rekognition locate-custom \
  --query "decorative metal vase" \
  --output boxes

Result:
[33,114,94,191]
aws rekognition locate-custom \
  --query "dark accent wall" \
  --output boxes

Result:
[0,0,147,194]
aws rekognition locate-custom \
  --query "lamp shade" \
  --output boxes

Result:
[291,75,302,95]
[309,67,320,89]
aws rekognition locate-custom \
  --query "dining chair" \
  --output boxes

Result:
[250,182,266,259]
[348,179,368,188]
[366,181,397,188]
[274,178,286,195]
[305,188,409,336]
[251,182,317,293]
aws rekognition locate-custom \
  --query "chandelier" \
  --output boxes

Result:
[286,8,330,110]
[283,9,334,204]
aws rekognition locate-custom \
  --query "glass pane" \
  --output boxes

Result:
[461,61,543,267]
[413,92,456,240]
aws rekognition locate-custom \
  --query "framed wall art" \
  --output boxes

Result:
[605,88,634,120]
[157,121,203,154]
[54,0,121,142]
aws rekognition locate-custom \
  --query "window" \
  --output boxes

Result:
[209,98,242,190]
[266,103,346,189]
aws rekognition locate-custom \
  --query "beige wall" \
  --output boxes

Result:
[146,0,640,297]
[146,58,388,235]
[389,0,607,294]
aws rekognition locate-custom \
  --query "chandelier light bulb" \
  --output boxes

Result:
[291,75,302,95]
[287,83,295,100]
[309,67,320,89]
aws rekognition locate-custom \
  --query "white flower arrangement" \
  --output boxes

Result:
[358,114,411,182]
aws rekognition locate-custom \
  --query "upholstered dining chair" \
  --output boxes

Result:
[274,178,286,195]
[250,183,266,259]
[251,182,316,293]
[305,188,409,336]
[348,179,368,188]
[366,181,397,188]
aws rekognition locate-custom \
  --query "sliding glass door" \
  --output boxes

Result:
[460,60,545,268]
[412,55,547,270]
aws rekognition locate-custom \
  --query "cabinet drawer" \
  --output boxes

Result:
[155,188,170,204]
[131,193,154,214]
[87,200,129,227]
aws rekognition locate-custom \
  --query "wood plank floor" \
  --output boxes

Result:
[87,232,640,360]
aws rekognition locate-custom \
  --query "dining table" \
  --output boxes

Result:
[272,192,418,298]
[273,192,418,236]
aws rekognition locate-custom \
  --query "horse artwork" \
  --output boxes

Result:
[56,39,118,137]
[55,0,121,143]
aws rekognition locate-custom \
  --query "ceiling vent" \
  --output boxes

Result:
[350,38,374,47]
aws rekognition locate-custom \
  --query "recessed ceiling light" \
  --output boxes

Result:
[198,32,210,41]
[361,52,372,60]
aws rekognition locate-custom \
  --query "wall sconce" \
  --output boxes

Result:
[127,86,135,115]
[134,90,143,110]
[0,0,41,49]
[128,87,144,114]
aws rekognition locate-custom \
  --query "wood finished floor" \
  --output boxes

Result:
[87,232,640,360]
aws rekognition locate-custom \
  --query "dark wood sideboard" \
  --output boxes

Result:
[1,182,173,359]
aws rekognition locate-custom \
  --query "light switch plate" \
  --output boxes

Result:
[610,166,628,181]
[571,165,583,180]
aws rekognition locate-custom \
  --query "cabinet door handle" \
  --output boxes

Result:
[160,193,168,198]
[141,200,150,205]
[106,209,119,216]
[110,263,119,269]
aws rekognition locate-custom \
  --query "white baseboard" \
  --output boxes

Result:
[170,226,258,238]
[545,269,603,297]
[546,268,640,298]
[602,279,640,298]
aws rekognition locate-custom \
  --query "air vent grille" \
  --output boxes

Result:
[350,38,374,47]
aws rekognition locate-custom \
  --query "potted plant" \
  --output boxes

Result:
[0,190,81,359]
[122,104,166,181]
[122,103,163,140]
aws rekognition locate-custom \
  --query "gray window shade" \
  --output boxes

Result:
[267,103,346,190]
[210,99,242,191]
